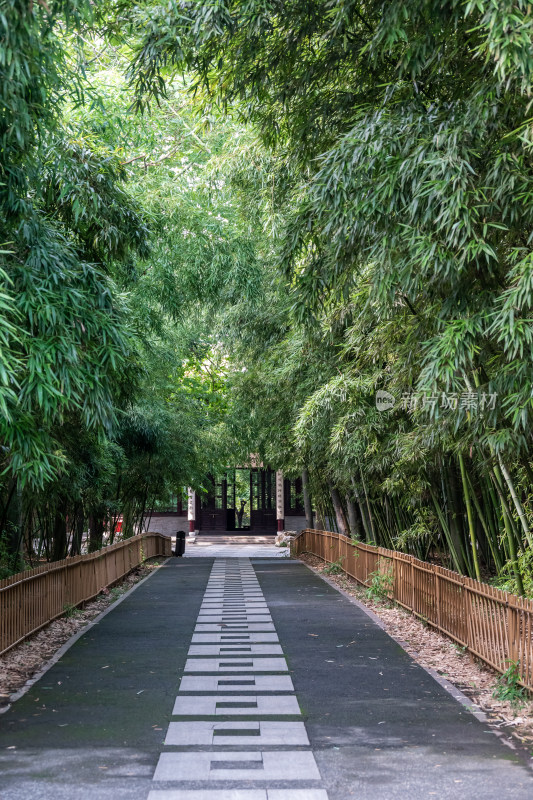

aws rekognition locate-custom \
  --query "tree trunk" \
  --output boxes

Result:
[359,469,376,542]
[498,454,533,548]
[2,480,25,571]
[489,466,525,596]
[88,510,105,552]
[345,493,361,539]
[446,462,468,573]
[142,494,156,537]
[122,502,135,539]
[52,496,68,562]
[138,485,149,535]
[302,469,314,529]
[465,470,502,572]
[351,477,369,541]
[329,483,349,537]
[0,479,17,547]
[70,503,84,556]
[458,453,481,581]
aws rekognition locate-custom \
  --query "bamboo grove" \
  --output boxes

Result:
[2,1,533,597]
[0,0,255,572]
[126,0,533,596]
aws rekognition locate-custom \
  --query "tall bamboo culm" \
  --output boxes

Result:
[0,532,172,655]
[292,529,533,691]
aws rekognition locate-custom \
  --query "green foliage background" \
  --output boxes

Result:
[2,0,533,598]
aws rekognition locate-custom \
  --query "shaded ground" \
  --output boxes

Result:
[0,559,165,702]
[299,552,533,752]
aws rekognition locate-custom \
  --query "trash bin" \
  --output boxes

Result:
[174,530,186,557]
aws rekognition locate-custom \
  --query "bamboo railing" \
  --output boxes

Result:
[0,532,172,655]
[292,529,533,691]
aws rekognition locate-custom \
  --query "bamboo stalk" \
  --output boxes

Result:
[429,486,463,573]
[498,454,533,548]
[489,467,525,597]
[465,469,503,572]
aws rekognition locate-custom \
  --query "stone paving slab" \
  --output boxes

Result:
[184,657,288,672]
[196,615,272,623]
[178,675,295,693]
[148,791,328,800]
[200,600,268,606]
[199,606,269,611]
[191,633,280,643]
[203,589,260,592]
[184,544,289,558]
[204,583,260,587]
[153,751,321,781]
[200,593,265,597]
[202,596,265,600]
[187,644,284,656]
[164,720,309,746]
[171,696,301,716]
[194,623,276,632]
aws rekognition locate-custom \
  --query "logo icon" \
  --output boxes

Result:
[376,390,396,411]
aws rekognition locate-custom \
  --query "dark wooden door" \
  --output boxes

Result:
[250,468,276,532]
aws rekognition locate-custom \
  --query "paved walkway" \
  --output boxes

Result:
[1,550,532,800]
[183,540,289,558]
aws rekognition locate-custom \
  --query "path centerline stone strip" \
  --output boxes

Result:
[149,557,329,800]
[148,793,328,800]
[171,695,301,716]
[178,675,295,692]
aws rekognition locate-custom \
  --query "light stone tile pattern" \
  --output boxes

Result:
[178,675,295,693]
[172,695,301,716]
[193,613,271,625]
[165,720,309,746]
[187,644,284,656]
[194,623,276,632]
[198,604,270,609]
[148,792,329,800]
[149,558,328,798]
[183,543,290,558]
[191,633,280,643]
[184,657,288,672]
[153,751,321,782]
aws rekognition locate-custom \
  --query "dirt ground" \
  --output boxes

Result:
[298,551,533,755]
[0,558,163,706]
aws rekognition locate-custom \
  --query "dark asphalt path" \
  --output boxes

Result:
[0,556,531,800]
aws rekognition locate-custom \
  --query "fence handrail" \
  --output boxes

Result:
[0,532,172,655]
[0,535,151,590]
[292,529,533,690]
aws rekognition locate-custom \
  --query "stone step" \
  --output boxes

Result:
[191,535,276,544]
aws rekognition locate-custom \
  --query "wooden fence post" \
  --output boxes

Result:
[507,602,519,665]
[435,566,441,630]
[410,557,415,613]
[464,580,472,652]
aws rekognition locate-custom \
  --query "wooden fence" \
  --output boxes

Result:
[0,532,172,655]
[292,529,533,691]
